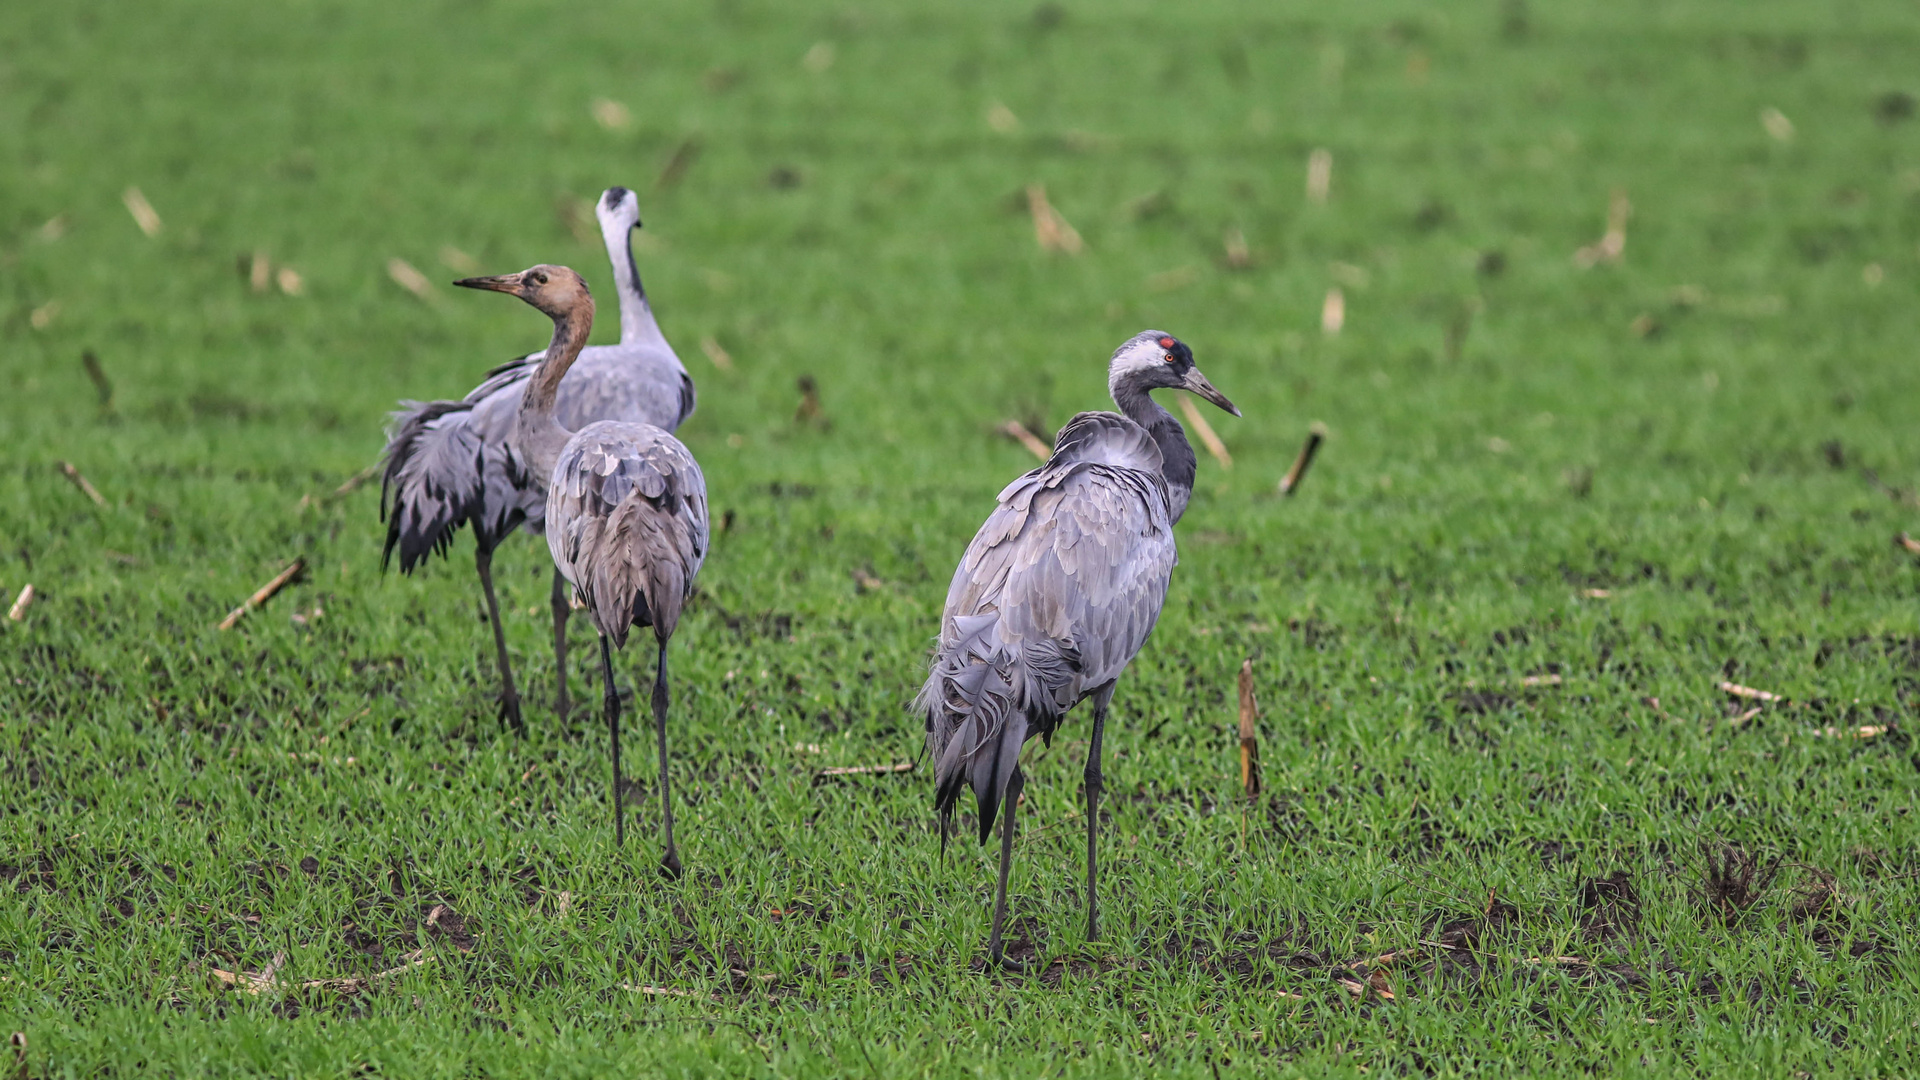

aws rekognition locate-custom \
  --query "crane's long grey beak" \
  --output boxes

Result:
[1184,368,1241,417]
[453,273,523,294]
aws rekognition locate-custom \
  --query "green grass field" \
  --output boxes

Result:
[5,0,1920,1074]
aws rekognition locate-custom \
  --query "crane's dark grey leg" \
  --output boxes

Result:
[653,638,682,880]
[1084,682,1116,943]
[550,568,572,719]
[987,766,1027,972]
[599,636,624,848]
[474,547,523,734]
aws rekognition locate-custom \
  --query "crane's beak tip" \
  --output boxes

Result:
[1184,369,1241,418]
[453,274,519,293]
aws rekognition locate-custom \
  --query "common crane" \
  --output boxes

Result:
[915,331,1238,967]
[456,264,708,877]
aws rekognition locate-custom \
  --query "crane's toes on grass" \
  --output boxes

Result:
[993,954,1032,975]
[659,850,683,881]
[497,694,525,734]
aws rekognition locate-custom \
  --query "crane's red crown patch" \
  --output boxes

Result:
[1158,336,1175,348]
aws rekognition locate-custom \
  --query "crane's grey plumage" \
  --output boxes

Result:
[455,262,709,877]
[914,330,1239,967]
[379,186,694,729]
[546,428,708,649]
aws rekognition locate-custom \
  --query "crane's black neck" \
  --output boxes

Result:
[1111,381,1196,523]
[601,222,665,349]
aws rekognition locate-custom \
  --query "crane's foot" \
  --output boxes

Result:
[658,848,683,881]
[991,952,1031,975]
[497,692,525,734]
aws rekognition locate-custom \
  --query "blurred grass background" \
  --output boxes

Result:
[3,0,1919,1076]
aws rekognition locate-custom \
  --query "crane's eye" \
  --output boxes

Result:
[1163,351,1178,364]
[531,271,549,285]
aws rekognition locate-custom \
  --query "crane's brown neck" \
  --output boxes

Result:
[517,295,594,483]
[1111,379,1197,523]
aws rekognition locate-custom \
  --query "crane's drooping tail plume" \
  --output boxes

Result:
[917,614,1083,843]
[380,400,481,572]
[379,385,529,572]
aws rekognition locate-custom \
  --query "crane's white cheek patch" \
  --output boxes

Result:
[1108,347,1163,380]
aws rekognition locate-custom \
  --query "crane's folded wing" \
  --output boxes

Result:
[545,422,709,644]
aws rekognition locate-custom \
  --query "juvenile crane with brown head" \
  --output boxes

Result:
[456,264,709,877]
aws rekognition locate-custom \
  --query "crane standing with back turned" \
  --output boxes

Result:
[380,187,694,729]
[915,331,1239,968]
[454,263,709,877]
